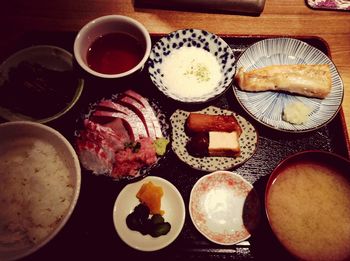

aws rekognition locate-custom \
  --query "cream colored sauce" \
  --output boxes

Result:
[267,161,350,261]
[0,137,73,249]
[161,46,221,98]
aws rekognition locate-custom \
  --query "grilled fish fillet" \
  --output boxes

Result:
[235,64,332,99]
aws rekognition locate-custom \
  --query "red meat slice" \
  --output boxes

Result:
[124,90,163,139]
[102,118,130,142]
[97,100,149,140]
[93,110,148,141]
[119,96,157,140]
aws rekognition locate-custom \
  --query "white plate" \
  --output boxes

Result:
[113,176,185,251]
[0,45,84,123]
[170,106,258,171]
[233,37,344,132]
[189,171,260,245]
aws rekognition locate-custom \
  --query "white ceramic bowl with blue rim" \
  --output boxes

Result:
[232,37,344,133]
[148,29,236,103]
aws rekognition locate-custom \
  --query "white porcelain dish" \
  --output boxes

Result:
[148,29,236,103]
[170,106,258,171]
[0,121,81,261]
[232,37,344,132]
[189,171,260,245]
[0,45,84,123]
[113,176,185,251]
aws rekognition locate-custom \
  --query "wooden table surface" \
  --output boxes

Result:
[1,0,349,145]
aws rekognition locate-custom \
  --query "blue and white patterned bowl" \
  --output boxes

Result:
[148,29,236,103]
[233,37,344,133]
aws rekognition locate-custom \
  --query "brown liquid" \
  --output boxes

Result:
[267,160,350,261]
[87,32,144,74]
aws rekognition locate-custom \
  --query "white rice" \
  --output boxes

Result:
[161,46,221,98]
[0,137,74,249]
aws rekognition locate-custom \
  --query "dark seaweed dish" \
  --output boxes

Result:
[0,61,78,119]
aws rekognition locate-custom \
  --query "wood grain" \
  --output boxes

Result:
[0,0,349,143]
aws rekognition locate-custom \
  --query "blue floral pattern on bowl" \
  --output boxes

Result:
[148,29,236,103]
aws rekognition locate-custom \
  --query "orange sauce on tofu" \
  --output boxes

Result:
[136,181,164,215]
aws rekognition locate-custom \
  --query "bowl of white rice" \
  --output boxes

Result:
[148,29,236,103]
[0,121,81,261]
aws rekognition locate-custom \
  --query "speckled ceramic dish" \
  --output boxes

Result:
[170,106,258,171]
[148,29,236,103]
[189,171,260,245]
[233,37,344,133]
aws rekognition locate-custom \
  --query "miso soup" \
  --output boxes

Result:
[266,156,350,261]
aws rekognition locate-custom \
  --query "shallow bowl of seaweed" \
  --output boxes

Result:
[0,45,84,123]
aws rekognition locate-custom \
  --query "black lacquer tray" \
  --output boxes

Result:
[4,32,349,261]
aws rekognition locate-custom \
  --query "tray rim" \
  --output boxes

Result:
[2,31,350,260]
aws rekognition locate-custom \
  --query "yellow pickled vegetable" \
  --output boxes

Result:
[136,181,164,215]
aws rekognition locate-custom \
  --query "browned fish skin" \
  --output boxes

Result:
[235,64,332,99]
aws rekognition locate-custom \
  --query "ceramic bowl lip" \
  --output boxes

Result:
[0,121,81,261]
[189,170,253,245]
[73,14,151,79]
[0,45,84,124]
[265,150,350,213]
[148,28,236,104]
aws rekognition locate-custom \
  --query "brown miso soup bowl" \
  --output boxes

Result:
[265,150,350,261]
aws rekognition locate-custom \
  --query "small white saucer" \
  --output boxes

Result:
[113,176,185,251]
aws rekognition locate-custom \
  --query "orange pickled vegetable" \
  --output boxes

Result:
[136,181,164,215]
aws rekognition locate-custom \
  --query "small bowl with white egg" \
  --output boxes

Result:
[148,29,236,104]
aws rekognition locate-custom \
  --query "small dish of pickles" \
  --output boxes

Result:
[113,176,185,251]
